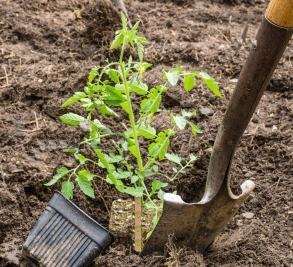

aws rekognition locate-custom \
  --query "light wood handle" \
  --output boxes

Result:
[266,0,293,28]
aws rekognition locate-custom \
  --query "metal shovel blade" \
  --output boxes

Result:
[141,3,293,256]
[141,177,255,256]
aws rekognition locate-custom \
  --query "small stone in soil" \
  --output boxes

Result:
[242,212,254,219]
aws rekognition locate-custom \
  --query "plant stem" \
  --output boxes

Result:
[120,37,144,253]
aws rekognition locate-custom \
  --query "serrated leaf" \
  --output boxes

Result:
[137,124,156,139]
[92,119,112,134]
[149,131,170,160]
[152,165,159,172]
[78,169,95,181]
[60,113,86,126]
[172,115,187,130]
[190,122,203,135]
[108,153,123,163]
[61,181,74,199]
[124,187,144,197]
[76,153,88,165]
[120,102,130,114]
[105,85,126,102]
[61,92,87,107]
[100,104,118,117]
[115,169,131,179]
[114,179,125,192]
[128,145,139,158]
[181,109,195,117]
[184,74,195,91]
[198,72,221,97]
[131,175,139,183]
[80,98,97,111]
[164,70,180,86]
[148,143,159,157]
[88,69,98,83]
[189,153,197,161]
[77,175,95,198]
[121,12,127,29]
[110,33,123,49]
[129,80,148,95]
[140,87,161,114]
[152,181,168,193]
[108,69,120,83]
[165,153,182,165]
[158,189,165,200]
[45,167,70,186]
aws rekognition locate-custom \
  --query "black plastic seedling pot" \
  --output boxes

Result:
[22,191,115,267]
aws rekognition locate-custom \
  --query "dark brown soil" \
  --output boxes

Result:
[1,0,293,266]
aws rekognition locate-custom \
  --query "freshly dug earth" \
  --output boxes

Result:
[1,0,293,266]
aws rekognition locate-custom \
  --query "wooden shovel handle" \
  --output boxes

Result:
[266,0,293,28]
[200,0,293,203]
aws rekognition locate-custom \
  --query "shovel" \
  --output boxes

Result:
[141,0,293,256]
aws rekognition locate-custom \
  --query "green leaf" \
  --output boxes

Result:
[158,189,165,200]
[61,92,87,107]
[172,167,178,173]
[78,169,95,181]
[189,153,197,161]
[124,187,144,197]
[137,124,156,139]
[92,119,112,134]
[165,153,182,165]
[61,181,74,199]
[152,181,168,193]
[153,165,159,172]
[45,167,70,186]
[77,175,95,198]
[105,85,126,102]
[131,175,139,183]
[152,214,159,227]
[198,72,221,97]
[120,102,130,114]
[115,169,131,179]
[60,113,86,126]
[140,86,162,114]
[80,98,97,111]
[110,33,123,49]
[63,148,78,153]
[189,122,203,135]
[181,110,196,117]
[164,69,180,86]
[137,42,144,62]
[128,145,139,158]
[108,153,123,163]
[129,80,148,95]
[88,69,98,83]
[172,115,187,130]
[183,74,195,91]
[121,12,128,29]
[108,69,120,83]
[100,104,118,117]
[76,153,88,165]
[148,143,160,157]
[148,130,172,160]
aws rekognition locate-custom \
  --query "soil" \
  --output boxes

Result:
[1,0,293,266]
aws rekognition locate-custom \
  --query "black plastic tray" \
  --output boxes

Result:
[22,191,115,267]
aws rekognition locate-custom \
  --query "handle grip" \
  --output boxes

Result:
[266,0,293,28]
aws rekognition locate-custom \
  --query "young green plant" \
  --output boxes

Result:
[45,13,221,252]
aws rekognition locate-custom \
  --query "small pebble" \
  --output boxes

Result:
[242,212,254,219]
